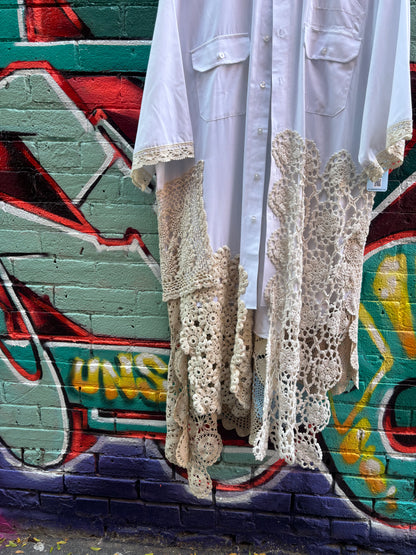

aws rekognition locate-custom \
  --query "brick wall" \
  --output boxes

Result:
[0,1,415,553]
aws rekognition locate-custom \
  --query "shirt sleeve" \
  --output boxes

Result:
[131,0,194,190]
[359,0,413,182]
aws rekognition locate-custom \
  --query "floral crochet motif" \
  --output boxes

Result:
[157,161,215,301]
[158,162,253,498]
[253,129,375,467]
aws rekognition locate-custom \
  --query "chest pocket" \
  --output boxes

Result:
[305,26,361,117]
[191,34,250,122]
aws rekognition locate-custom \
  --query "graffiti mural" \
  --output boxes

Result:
[1,1,416,549]
[0,60,173,466]
[322,73,416,525]
[0,3,285,494]
[0,58,285,489]
[0,0,172,474]
[322,248,416,525]
[18,0,157,44]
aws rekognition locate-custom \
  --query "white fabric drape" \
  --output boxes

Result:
[132,0,412,497]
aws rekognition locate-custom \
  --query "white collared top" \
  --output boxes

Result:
[132,0,412,497]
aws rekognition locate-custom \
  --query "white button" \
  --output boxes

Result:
[251,215,257,223]
[320,47,328,55]
[217,51,225,59]
[254,173,260,180]
[263,35,271,43]
[257,128,264,135]
[259,81,266,89]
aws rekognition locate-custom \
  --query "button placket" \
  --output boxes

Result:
[259,26,271,93]
[239,0,273,308]
[272,0,291,135]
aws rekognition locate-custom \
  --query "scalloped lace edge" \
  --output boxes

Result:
[251,129,375,467]
[364,120,412,182]
[131,142,195,190]
[159,162,253,498]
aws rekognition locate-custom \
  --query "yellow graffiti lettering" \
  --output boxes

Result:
[330,304,393,434]
[373,253,416,358]
[70,357,100,395]
[70,353,168,402]
[102,354,139,400]
[135,354,168,403]
[328,262,412,507]
[340,418,371,465]
[359,455,387,495]
[339,418,388,496]
[329,304,398,503]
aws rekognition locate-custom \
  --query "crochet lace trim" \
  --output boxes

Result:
[158,131,379,493]
[157,162,215,301]
[132,142,195,190]
[364,120,412,182]
[131,167,154,190]
[252,129,375,466]
[159,162,253,498]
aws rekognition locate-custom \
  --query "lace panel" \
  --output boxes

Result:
[364,119,412,182]
[248,335,267,446]
[253,129,375,467]
[157,161,216,301]
[386,120,413,148]
[159,164,253,498]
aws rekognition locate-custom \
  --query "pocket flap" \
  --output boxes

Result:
[305,26,361,63]
[191,34,250,72]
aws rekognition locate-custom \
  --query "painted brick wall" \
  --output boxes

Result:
[0,1,416,553]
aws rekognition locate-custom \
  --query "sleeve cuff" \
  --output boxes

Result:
[364,119,413,182]
[131,141,195,191]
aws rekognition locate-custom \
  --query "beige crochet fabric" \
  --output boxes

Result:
[157,161,253,497]
[252,129,375,465]
[153,129,381,498]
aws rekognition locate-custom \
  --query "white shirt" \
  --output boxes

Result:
[132,0,412,497]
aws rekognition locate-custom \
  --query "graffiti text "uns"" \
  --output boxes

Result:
[70,353,167,402]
